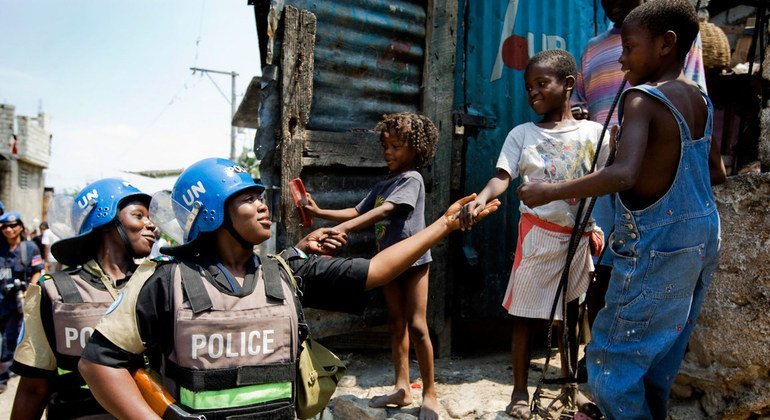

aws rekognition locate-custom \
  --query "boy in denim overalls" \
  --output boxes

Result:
[517,1,727,418]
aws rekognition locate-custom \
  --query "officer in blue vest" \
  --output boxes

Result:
[79,157,499,419]
[1,211,44,394]
[11,179,156,418]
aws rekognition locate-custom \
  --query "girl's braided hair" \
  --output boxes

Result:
[374,112,438,169]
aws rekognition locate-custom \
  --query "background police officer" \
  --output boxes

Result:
[11,179,156,419]
[0,212,44,395]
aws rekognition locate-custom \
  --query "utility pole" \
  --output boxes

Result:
[190,67,239,160]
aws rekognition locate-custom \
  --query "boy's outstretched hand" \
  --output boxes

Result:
[458,196,488,231]
[295,227,348,255]
[517,181,554,208]
[446,194,500,231]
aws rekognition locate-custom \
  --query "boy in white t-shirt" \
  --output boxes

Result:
[460,49,607,419]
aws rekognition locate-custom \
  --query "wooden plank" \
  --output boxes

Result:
[421,0,458,358]
[279,6,316,244]
[302,130,385,168]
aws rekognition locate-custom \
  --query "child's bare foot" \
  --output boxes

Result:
[505,393,531,419]
[419,393,439,420]
[368,388,413,408]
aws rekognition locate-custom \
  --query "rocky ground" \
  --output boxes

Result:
[0,349,705,420]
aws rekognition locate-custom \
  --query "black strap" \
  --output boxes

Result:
[179,262,213,314]
[260,258,286,301]
[50,271,83,304]
[165,360,296,392]
[267,254,309,344]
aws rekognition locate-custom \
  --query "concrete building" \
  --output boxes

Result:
[0,103,51,227]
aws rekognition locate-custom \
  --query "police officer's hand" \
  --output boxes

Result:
[296,227,348,255]
[446,194,500,231]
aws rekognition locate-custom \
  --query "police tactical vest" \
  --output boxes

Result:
[44,271,118,370]
[165,257,300,420]
[43,270,120,420]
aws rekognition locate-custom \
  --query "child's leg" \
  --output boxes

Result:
[401,264,438,419]
[507,316,532,419]
[369,271,412,408]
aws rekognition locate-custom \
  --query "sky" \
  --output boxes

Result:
[1,0,262,194]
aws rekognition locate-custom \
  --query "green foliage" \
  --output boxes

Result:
[236,147,261,181]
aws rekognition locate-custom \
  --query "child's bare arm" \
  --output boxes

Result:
[334,201,398,234]
[708,135,727,186]
[518,92,651,207]
[459,170,511,229]
[303,193,360,222]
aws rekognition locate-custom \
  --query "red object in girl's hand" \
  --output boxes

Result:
[289,178,312,227]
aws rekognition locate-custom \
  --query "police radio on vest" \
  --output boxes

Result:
[191,330,276,360]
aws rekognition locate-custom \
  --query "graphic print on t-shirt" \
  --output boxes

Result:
[536,136,596,182]
[374,196,389,251]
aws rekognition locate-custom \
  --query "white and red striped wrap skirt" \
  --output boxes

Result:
[502,213,602,320]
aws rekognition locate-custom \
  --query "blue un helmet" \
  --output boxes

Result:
[0,211,23,227]
[50,178,151,266]
[158,157,264,256]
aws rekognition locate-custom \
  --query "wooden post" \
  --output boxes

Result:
[279,6,316,244]
[421,0,458,357]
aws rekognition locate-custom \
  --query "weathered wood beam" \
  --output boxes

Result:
[280,6,316,244]
[421,0,458,357]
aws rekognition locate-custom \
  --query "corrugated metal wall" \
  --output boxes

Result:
[286,0,426,132]
[454,0,610,319]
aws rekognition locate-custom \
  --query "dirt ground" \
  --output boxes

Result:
[0,348,700,419]
[328,348,582,420]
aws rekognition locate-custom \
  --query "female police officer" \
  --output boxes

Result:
[78,157,498,419]
[11,179,156,419]
[1,212,44,395]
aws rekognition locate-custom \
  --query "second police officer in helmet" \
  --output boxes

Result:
[78,157,499,419]
[11,179,156,419]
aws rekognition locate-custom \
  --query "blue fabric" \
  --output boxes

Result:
[586,85,720,419]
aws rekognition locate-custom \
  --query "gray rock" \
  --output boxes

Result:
[338,375,357,388]
[441,395,476,418]
[331,394,388,420]
[759,109,770,168]
[676,174,770,418]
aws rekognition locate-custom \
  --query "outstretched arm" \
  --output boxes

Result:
[79,359,160,420]
[518,92,650,207]
[460,170,511,229]
[365,194,499,290]
[334,201,396,234]
[303,193,360,222]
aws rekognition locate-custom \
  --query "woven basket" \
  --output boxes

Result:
[700,21,731,69]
